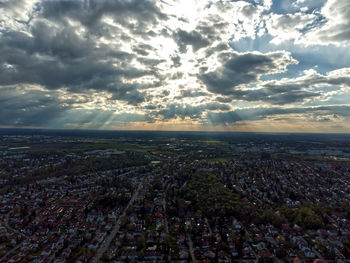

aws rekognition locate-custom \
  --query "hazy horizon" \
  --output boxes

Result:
[2,127,350,136]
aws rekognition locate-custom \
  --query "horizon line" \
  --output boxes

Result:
[0,127,349,135]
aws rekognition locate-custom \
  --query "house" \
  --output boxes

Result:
[62,247,72,258]
[179,249,189,259]
[40,247,51,256]
[258,249,272,258]
[105,222,113,231]
[144,251,163,261]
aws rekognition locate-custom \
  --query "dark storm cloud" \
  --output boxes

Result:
[110,84,146,106]
[143,104,157,110]
[0,35,149,105]
[29,20,95,59]
[0,85,149,128]
[137,57,166,68]
[249,69,350,105]
[215,96,234,103]
[215,89,319,105]
[178,90,208,98]
[241,85,321,105]
[132,45,151,56]
[171,55,181,68]
[173,29,210,53]
[0,86,70,127]
[211,66,350,105]
[200,51,296,95]
[0,0,167,106]
[39,0,166,33]
[173,15,228,55]
[170,86,208,100]
[204,43,229,57]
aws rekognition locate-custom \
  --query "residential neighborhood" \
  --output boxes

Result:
[0,131,350,262]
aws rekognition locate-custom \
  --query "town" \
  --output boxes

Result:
[0,129,350,262]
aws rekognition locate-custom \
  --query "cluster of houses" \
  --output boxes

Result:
[1,134,350,262]
[225,159,350,207]
[0,166,140,262]
[111,176,172,262]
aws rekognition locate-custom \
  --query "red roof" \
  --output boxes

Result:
[258,249,272,257]
[154,211,163,217]
[282,223,290,230]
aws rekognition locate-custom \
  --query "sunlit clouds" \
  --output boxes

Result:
[0,0,350,132]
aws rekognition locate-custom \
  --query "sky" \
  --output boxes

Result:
[1,0,350,133]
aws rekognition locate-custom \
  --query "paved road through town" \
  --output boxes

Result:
[90,182,143,263]
[186,233,197,263]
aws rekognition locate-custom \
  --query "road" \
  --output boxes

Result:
[90,182,142,263]
[0,241,27,262]
[163,198,169,233]
[186,233,197,263]
[162,183,170,233]
[4,211,20,234]
[0,212,29,262]
[162,183,171,261]
[205,217,213,236]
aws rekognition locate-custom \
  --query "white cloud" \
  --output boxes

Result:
[266,12,316,44]
[0,0,38,32]
[264,0,350,46]
[304,0,350,45]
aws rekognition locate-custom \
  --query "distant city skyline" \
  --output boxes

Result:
[1,0,350,133]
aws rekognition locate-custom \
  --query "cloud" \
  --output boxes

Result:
[0,85,70,127]
[294,0,327,12]
[0,84,149,128]
[266,12,317,44]
[56,111,149,130]
[206,105,350,125]
[255,68,350,104]
[267,0,350,45]
[305,0,350,45]
[177,89,208,98]
[0,0,38,32]
[204,67,350,106]
[173,29,210,53]
[0,2,164,105]
[200,50,297,95]
[0,0,350,131]
[153,102,231,121]
[39,0,166,33]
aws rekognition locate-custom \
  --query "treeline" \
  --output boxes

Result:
[181,173,248,218]
[180,173,350,230]
[16,153,149,183]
